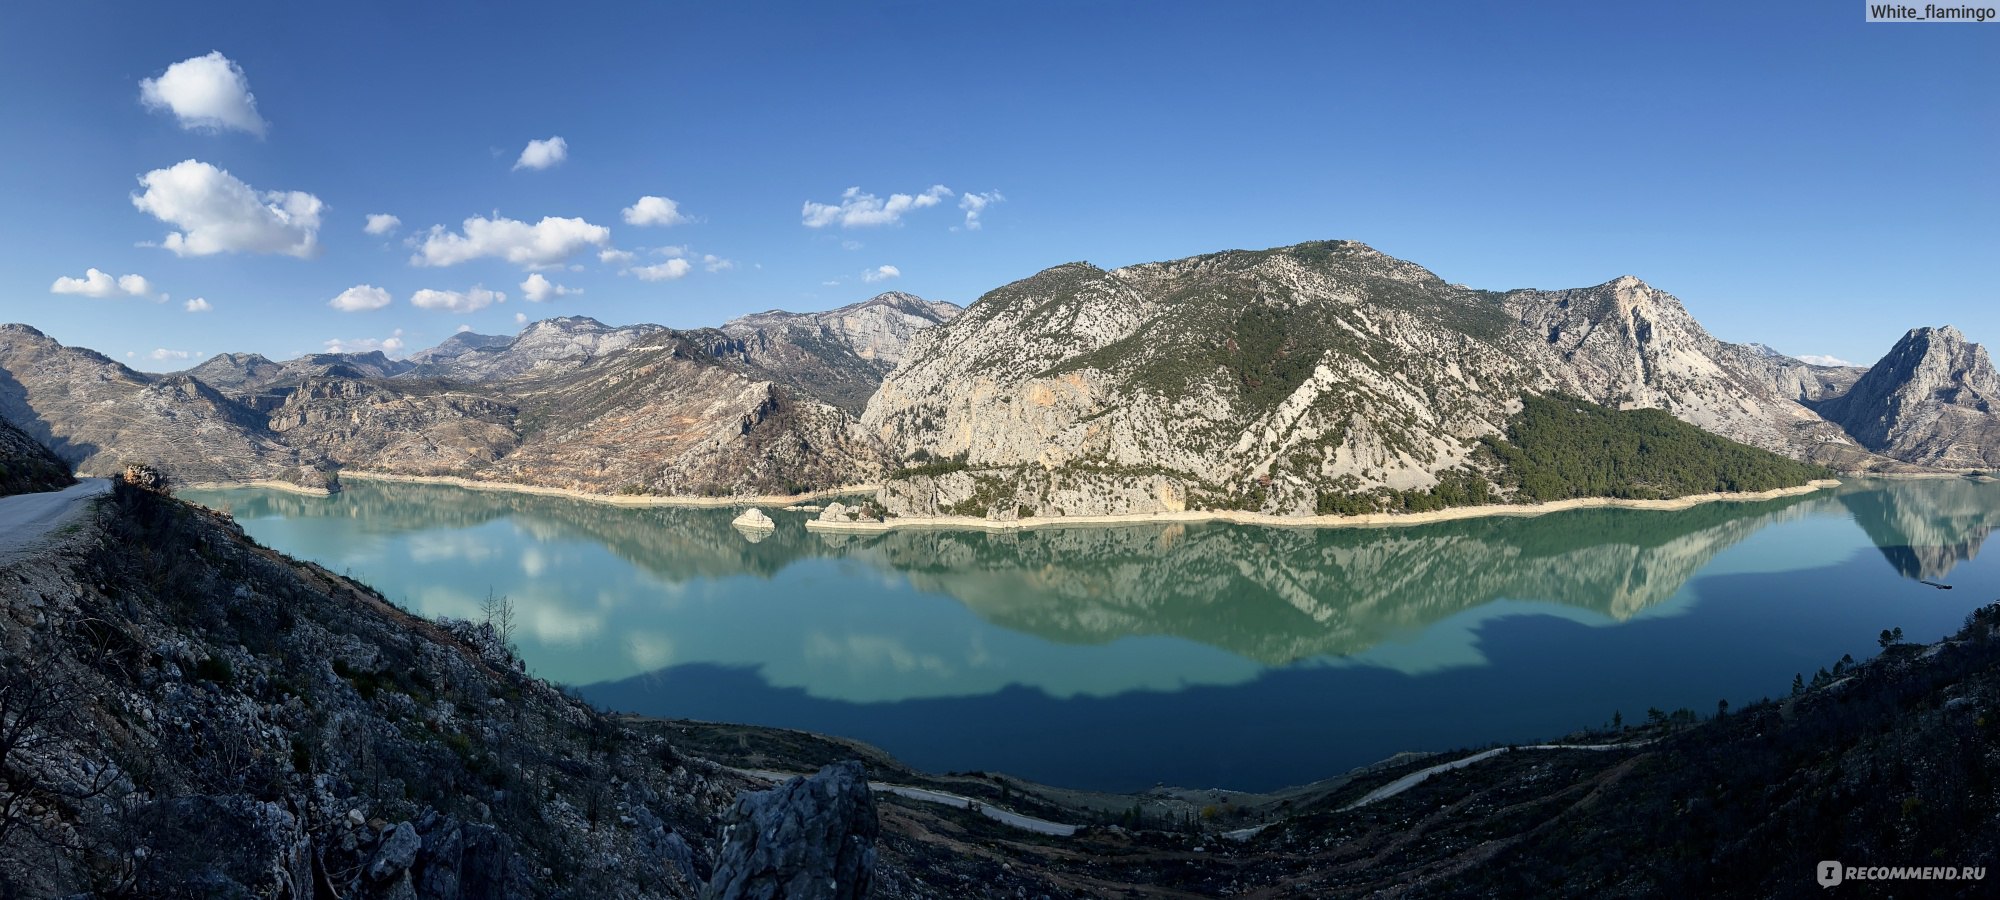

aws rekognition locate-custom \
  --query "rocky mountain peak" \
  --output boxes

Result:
[1874,326,1993,391]
[525,315,613,335]
[405,330,511,365]
[0,322,48,337]
[1818,325,2000,468]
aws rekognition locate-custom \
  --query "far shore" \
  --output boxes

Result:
[804,478,1844,534]
[332,470,881,508]
[167,479,337,497]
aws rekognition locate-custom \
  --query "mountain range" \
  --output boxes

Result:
[3,241,1996,516]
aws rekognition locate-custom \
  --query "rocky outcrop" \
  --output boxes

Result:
[701,761,879,900]
[731,507,775,531]
[1817,326,2000,469]
[0,414,71,497]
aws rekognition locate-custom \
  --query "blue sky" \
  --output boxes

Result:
[0,1,1992,370]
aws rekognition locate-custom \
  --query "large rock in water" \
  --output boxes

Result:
[701,761,879,900]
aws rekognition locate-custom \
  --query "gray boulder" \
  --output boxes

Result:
[701,760,878,900]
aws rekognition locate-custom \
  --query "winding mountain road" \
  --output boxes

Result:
[0,478,110,566]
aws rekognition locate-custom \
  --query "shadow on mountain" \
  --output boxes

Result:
[0,368,98,466]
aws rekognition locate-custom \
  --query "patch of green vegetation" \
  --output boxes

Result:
[887,451,971,481]
[1481,393,1831,502]
[1309,394,1828,516]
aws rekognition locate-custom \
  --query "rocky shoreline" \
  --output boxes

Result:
[805,478,1845,534]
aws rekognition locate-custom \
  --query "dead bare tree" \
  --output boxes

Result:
[481,588,517,651]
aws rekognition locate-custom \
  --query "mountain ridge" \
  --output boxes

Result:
[4,241,1993,510]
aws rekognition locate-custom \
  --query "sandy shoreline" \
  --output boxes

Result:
[804,479,1844,534]
[170,479,337,497]
[333,470,881,508]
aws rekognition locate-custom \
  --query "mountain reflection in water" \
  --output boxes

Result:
[183,476,2000,790]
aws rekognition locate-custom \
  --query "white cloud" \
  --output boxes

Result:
[513,136,568,171]
[50,267,158,299]
[957,190,1004,230]
[411,285,504,313]
[703,254,734,273]
[514,312,528,325]
[626,259,692,282]
[184,297,211,313]
[840,239,863,251]
[861,264,901,284]
[455,324,472,333]
[1798,354,1859,367]
[599,248,635,265]
[622,195,690,227]
[138,51,266,137]
[801,185,952,228]
[520,272,580,302]
[131,160,322,257]
[364,213,401,235]
[328,284,393,312]
[412,214,610,268]
[324,328,405,356]
[150,348,195,362]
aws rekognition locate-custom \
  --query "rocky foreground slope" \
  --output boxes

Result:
[0,479,1064,898]
[5,475,1997,897]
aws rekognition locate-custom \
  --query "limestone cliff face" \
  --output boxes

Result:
[724,292,962,371]
[1818,326,2000,469]
[267,377,520,475]
[487,332,885,496]
[0,325,334,488]
[711,293,962,415]
[862,241,1877,518]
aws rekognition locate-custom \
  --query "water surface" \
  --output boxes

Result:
[181,477,2000,792]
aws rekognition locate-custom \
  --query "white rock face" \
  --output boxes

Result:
[722,292,962,370]
[731,507,775,530]
[1819,326,2000,468]
[409,316,667,381]
[861,241,1896,519]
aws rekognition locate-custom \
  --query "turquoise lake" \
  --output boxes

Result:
[179,477,2000,793]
